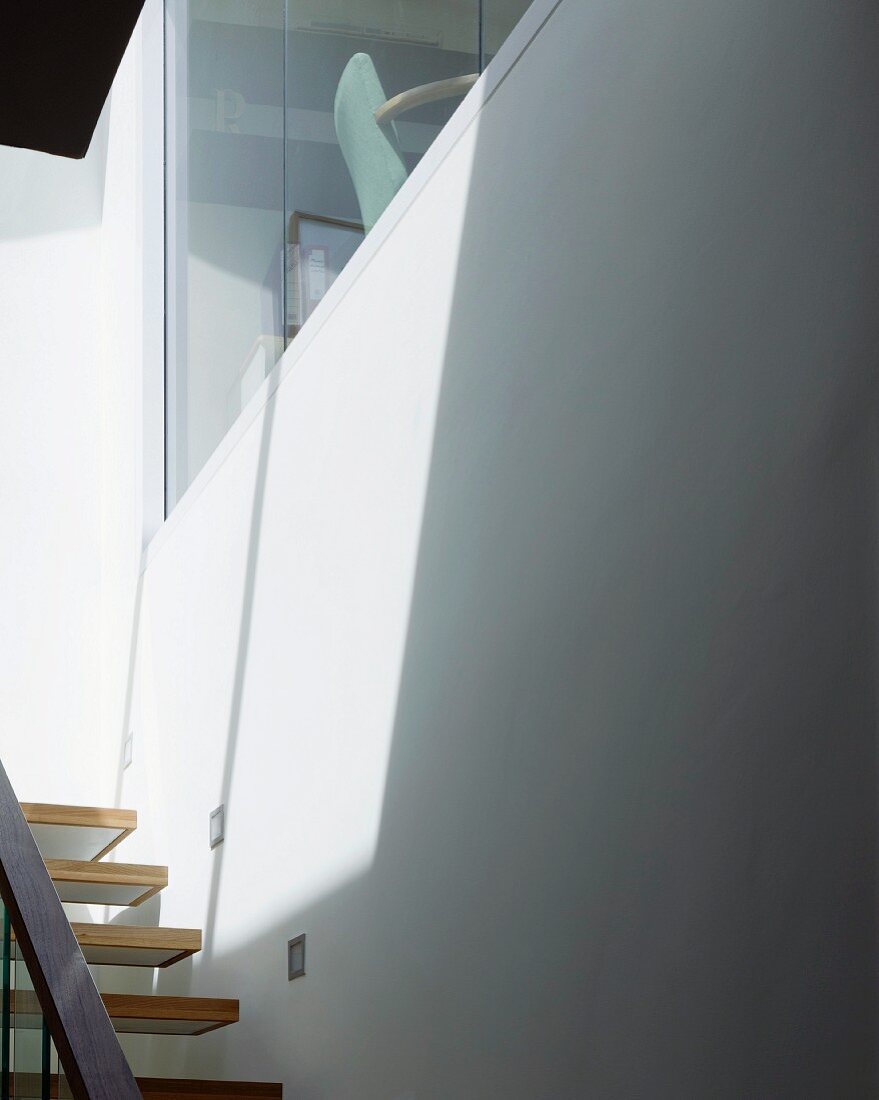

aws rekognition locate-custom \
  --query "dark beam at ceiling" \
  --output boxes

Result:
[0,0,148,159]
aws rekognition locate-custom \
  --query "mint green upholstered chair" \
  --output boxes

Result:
[334,53,409,233]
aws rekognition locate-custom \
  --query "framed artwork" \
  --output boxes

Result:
[287,212,365,337]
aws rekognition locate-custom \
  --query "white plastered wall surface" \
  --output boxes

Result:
[0,116,108,803]
[77,0,879,1095]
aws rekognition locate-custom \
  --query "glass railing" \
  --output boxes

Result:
[2,904,54,1100]
[282,1,479,338]
[0,755,139,1100]
[165,0,537,510]
[0,907,79,1100]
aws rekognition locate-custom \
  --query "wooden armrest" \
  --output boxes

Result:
[375,73,479,125]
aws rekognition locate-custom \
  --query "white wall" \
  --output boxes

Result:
[0,128,108,803]
[26,0,879,1094]
[97,0,166,807]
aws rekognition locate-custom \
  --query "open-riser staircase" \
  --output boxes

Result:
[4,802,281,1099]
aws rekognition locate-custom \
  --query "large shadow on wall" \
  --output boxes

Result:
[161,1,879,1095]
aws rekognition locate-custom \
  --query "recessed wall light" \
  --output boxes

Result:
[209,804,225,849]
[288,934,306,980]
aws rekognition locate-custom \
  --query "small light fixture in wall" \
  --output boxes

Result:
[209,804,225,849]
[288,934,306,980]
[123,734,133,770]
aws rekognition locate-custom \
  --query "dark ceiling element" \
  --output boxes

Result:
[0,0,147,159]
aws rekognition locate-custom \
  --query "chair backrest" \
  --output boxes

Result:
[334,53,408,233]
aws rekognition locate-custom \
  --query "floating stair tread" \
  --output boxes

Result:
[21,802,136,861]
[46,858,167,907]
[11,992,237,1036]
[102,993,237,1035]
[11,1078,281,1099]
[70,922,201,967]
[11,923,199,967]
[137,1081,282,1098]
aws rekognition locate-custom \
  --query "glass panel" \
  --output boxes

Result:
[482,0,533,65]
[165,0,287,509]
[1,905,10,1100]
[0,909,60,1100]
[11,943,53,1100]
[164,0,539,515]
[283,0,479,338]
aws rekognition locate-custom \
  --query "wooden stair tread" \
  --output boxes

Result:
[71,922,201,967]
[47,858,167,907]
[12,923,200,967]
[21,802,136,861]
[103,993,238,1034]
[137,1081,282,1098]
[11,991,237,1036]
[12,1077,281,1099]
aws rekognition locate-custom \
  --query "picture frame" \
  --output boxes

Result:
[287,211,365,337]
